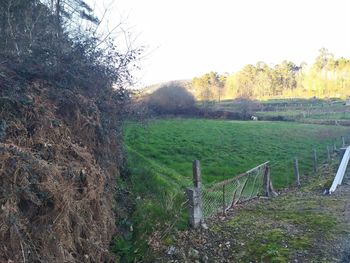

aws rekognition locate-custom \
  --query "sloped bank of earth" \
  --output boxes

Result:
[159,163,350,262]
[0,80,126,262]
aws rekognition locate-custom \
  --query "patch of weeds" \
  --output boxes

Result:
[163,235,176,246]
[112,219,135,263]
[242,228,309,262]
[289,235,312,250]
[272,211,337,232]
[224,196,338,262]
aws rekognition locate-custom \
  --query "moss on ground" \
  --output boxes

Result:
[224,200,339,262]
[157,161,349,262]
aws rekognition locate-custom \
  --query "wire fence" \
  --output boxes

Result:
[202,162,269,219]
[186,134,350,228]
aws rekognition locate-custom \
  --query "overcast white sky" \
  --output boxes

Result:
[92,0,350,87]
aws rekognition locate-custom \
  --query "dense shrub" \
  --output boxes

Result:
[146,82,195,114]
[0,0,141,94]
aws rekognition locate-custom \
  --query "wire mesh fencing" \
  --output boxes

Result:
[201,161,269,219]
[187,134,350,228]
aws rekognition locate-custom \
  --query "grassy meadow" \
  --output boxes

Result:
[126,118,350,188]
[119,118,350,260]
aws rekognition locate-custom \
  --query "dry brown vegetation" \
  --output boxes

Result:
[0,0,141,260]
[0,76,129,262]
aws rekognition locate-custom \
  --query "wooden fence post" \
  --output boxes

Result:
[263,166,269,197]
[342,136,345,147]
[263,165,278,197]
[193,160,201,188]
[186,160,203,228]
[334,142,337,152]
[294,157,300,187]
[313,148,317,173]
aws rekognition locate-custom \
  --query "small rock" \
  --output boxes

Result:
[188,248,200,259]
[202,255,209,263]
[167,245,176,256]
[201,223,208,230]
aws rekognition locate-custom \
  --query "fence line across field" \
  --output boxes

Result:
[186,133,350,228]
[186,160,277,228]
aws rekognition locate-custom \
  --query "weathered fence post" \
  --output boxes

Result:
[263,166,269,197]
[222,184,226,215]
[193,160,201,188]
[294,157,300,187]
[334,142,337,152]
[186,160,203,228]
[263,165,278,197]
[327,146,331,162]
[313,148,317,173]
[342,136,345,147]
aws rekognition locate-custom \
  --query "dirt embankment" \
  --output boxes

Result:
[0,80,125,262]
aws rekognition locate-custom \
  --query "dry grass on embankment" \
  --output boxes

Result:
[0,80,126,262]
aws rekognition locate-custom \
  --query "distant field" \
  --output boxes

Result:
[125,119,350,188]
[255,110,350,121]
[208,98,350,123]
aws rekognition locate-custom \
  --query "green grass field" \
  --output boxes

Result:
[126,118,350,187]
[119,118,350,261]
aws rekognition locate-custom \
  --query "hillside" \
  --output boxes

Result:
[0,0,140,261]
[2,1,349,262]
[0,78,126,262]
